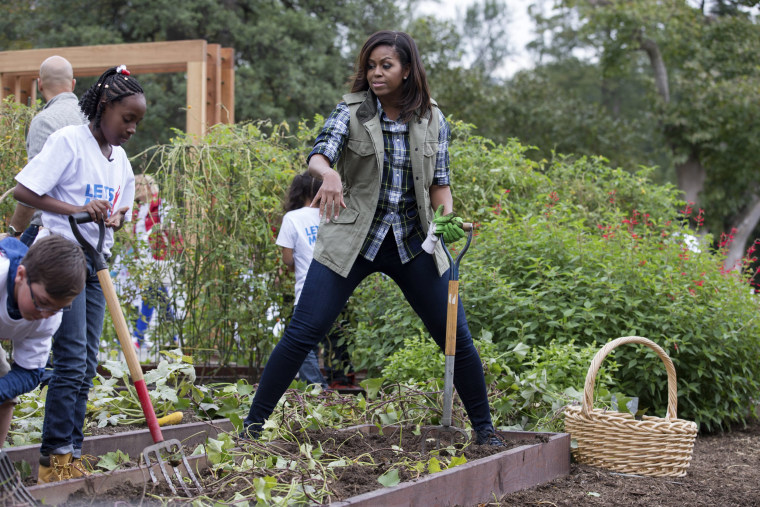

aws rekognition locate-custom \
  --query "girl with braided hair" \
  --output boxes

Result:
[13,65,145,483]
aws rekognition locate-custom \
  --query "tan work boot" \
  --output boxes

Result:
[37,453,73,484]
[71,455,94,478]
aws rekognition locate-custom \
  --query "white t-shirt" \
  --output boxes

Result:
[276,207,320,304]
[15,124,135,256]
[0,256,59,370]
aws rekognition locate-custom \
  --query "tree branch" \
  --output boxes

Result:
[724,195,760,272]
[638,34,670,103]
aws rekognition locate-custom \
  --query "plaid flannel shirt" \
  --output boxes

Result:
[309,99,451,263]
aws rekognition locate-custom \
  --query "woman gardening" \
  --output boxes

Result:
[241,31,503,446]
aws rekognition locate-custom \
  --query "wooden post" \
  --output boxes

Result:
[220,47,235,124]
[0,40,234,135]
[206,44,222,127]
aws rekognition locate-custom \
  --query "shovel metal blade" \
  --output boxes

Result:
[141,438,202,497]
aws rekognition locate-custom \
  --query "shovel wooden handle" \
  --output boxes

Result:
[69,212,164,445]
[445,280,459,356]
[98,264,164,445]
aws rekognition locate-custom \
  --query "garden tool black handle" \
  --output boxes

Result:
[440,221,474,357]
[69,211,107,271]
[441,222,474,282]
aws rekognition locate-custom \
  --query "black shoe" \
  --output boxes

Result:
[475,428,506,446]
[237,424,261,442]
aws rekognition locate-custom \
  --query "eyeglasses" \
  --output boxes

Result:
[27,278,71,314]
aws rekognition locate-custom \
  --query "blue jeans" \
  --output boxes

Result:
[298,347,327,387]
[244,233,494,433]
[40,255,105,459]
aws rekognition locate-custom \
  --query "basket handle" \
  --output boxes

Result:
[581,336,678,420]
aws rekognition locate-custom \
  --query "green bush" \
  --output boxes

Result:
[381,334,619,431]
[0,97,37,222]
[351,124,759,430]
[462,192,759,430]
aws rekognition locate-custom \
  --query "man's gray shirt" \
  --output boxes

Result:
[26,92,86,159]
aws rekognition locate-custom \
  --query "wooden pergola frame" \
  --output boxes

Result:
[0,40,234,137]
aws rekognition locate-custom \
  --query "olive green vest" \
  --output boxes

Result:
[313,91,449,277]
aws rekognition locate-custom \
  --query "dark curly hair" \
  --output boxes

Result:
[79,66,144,129]
[284,171,322,213]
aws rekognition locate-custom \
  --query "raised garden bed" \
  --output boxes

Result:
[12,420,569,505]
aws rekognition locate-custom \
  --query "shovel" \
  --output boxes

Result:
[69,212,202,496]
[421,222,473,453]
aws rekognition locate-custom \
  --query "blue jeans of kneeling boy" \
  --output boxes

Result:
[244,233,494,434]
[40,254,105,459]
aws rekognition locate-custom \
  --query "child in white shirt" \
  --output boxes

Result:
[13,65,145,483]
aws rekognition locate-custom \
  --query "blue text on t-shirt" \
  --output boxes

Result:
[304,225,319,246]
[84,184,116,204]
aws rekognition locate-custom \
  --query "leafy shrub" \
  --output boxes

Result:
[0,97,37,222]
[351,124,759,430]
[463,197,759,430]
[382,333,619,431]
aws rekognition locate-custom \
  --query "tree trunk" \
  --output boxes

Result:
[639,36,670,103]
[724,196,760,272]
[676,151,706,205]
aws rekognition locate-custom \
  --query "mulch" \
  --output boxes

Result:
[497,417,760,506]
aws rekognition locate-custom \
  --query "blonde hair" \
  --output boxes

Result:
[135,173,159,195]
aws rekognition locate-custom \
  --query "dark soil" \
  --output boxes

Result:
[62,427,542,505]
[54,418,760,506]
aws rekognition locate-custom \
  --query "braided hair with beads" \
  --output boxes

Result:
[79,65,144,130]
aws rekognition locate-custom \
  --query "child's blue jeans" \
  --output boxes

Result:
[40,255,105,459]
[244,233,494,434]
[298,347,327,387]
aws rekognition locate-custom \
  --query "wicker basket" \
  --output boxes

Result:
[564,336,697,477]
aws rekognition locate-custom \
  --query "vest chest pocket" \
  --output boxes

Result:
[347,139,375,156]
[342,139,376,184]
[422,141,438,182]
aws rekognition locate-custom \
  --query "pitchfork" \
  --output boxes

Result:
[421,222,473,453]
[69,212,202,496]
[0,449,36,505]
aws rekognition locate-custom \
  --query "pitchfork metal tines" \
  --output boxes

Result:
[0,449,37,505]
[69,212,203,496]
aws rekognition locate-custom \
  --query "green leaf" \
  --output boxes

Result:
[427,457,442,473]
[377,468,401,487]
[96,450,130,471]
[449,455,468,468]
[360,378,385,400]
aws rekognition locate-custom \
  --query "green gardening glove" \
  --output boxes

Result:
[432,205,466,244]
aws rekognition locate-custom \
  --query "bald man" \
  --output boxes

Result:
[8,56,86,239]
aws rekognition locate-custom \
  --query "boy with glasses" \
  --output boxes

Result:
[0,234,86,446]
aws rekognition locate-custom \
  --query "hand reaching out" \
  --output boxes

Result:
[310,169,346,222]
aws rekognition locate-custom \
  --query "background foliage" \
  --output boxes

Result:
[1,1,759,432]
